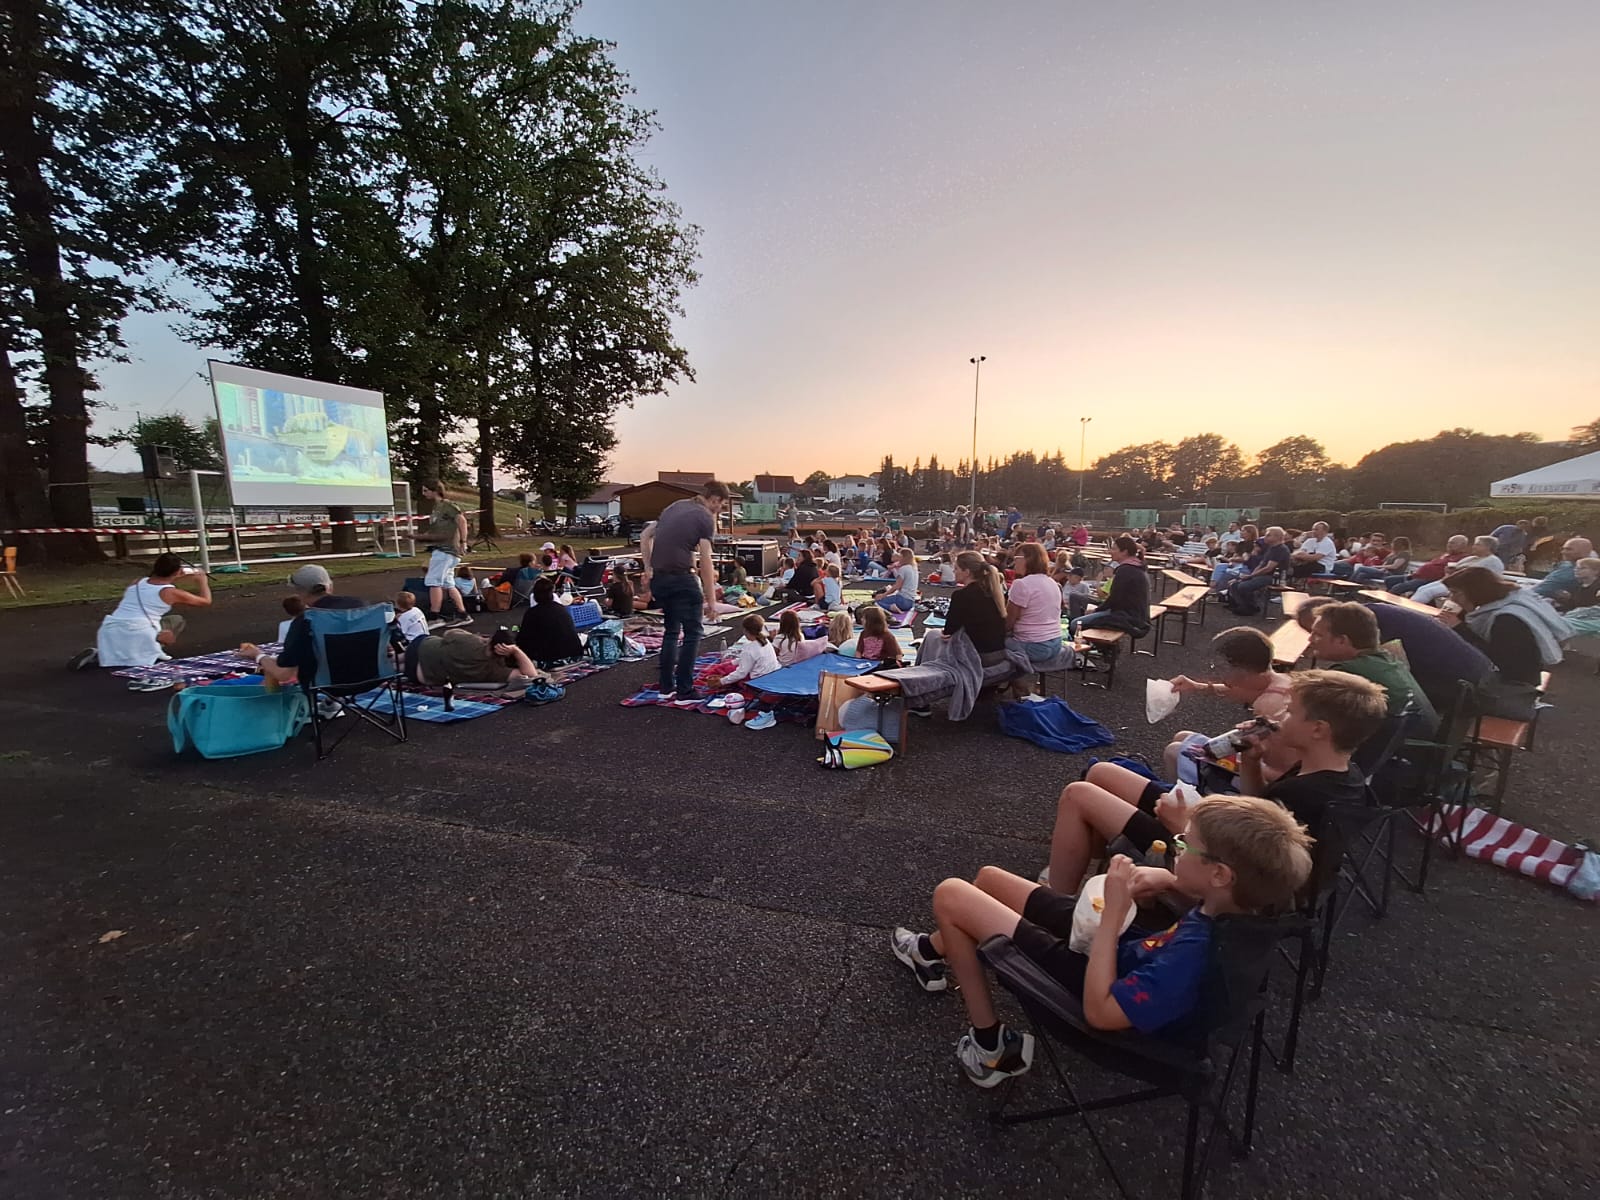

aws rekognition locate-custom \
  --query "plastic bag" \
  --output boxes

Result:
[1145,678,1180,724]
[1068,874,1139,954]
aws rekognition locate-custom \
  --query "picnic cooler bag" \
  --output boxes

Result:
[483,583,512,612]
[168,680,311,759]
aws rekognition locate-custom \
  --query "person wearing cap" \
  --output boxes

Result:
[241,564,368,686]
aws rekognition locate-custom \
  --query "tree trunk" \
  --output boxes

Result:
[283,59,357,552]
[0,0,102,561]
[0,341,52,563]
[475,393,497,539]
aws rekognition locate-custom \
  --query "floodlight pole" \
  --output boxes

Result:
[969,355,985,513]
[1078,417,1092,516]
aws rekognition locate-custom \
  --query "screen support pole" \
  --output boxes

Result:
[188,469,211,573]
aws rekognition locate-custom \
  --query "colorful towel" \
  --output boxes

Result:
[549,661,613,686]
[111,643,284,686]
[1429,805,1597,897]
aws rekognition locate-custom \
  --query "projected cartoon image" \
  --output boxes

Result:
[214,381,391,488]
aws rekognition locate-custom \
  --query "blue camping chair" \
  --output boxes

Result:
[302,603,407,760]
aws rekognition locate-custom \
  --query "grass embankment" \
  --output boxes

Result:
[4,536,623,609]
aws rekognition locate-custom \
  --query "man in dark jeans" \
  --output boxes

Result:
[639,480,731,705]
[1225,526,1291,615]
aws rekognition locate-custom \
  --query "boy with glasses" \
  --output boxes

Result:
[890,796,1313,1088]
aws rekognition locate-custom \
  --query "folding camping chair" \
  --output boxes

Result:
[1391,681,1481,894]
[302,603,407,760]
[981,911,1307,1200]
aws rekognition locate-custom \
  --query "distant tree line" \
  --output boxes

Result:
[2,0,698,560]
[872,426,1589,514]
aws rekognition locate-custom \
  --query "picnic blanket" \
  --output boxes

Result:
[749,653,878,696]
[354,689,507,723]
[112,643,284,686]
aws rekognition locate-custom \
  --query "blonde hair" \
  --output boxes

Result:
[1574,556,1600,579]
[1290,669,1388,752]
[826,563,841,579]
[1187,795,1314,913]
[827,612,852,645]
[955,550,1006,618]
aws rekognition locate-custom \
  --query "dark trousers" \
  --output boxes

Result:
[654,572,704,694]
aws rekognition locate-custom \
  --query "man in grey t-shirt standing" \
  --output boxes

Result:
[640,480,731,702]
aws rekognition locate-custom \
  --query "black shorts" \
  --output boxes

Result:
[1113,780,1170,854]
[1009,887,1089,997]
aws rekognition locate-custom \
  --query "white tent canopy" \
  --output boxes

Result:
[1490,450,1600,499]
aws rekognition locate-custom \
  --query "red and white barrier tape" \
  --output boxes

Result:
[2,515,428,536]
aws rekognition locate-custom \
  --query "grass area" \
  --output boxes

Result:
[3,537,625,609]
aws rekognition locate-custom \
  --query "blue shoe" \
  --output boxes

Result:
[745,711,777,731]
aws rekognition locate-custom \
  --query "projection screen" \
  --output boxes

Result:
[208,361,394,508]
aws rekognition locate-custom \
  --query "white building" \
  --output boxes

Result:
[575,482,631,519]
[828,475,880,504]
[753,474,801,505]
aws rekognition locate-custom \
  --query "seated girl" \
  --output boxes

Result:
[774,610,830,666]
[853,604,904,667]
[813,563,844,611]
[714,614,781,689]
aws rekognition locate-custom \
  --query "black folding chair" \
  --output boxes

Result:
[302,604,408,761]
[1390,681,1481,893]
[1329,706,1418,927]
[981,911,1307,1200]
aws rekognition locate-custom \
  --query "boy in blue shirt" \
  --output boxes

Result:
[891,795,1313,1087]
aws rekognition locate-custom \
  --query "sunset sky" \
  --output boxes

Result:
[94,0,1599,487]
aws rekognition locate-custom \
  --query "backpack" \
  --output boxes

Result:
[586,619,625,665]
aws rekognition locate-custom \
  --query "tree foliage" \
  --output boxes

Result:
[110,410,222,471]
[1571,417,1600,450]
[1348,428,1568,509]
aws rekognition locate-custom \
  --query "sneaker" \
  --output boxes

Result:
[1036,866,1051,888]
[889,927,949,993]
[427,618,447,631]
[653,690,678,706]
[127,679,173,693]
[671,690,708,707]
[745,711,777,731]
[956,1025,1035,1089]
[448,616,474,628]
[908,704,933,718]
[67,647,98,671]
[315,697,346,720]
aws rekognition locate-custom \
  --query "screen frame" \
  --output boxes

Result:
[207,360,394,508]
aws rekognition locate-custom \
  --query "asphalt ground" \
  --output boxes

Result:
[2,566,1596,1198]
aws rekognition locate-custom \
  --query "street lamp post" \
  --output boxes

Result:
[969,355,985,513]
[1077,416,1092,516]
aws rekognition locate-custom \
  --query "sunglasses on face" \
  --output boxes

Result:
[1173,833,1227,865]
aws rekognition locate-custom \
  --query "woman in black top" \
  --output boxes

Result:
[787,549,819,602]
[1073,535,1151,638]
[516,576,584,666]
[939,550,1008,661]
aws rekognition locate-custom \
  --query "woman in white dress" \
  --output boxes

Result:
[73,553,213,669]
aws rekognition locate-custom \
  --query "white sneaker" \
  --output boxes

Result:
[956,1026,1035,1089]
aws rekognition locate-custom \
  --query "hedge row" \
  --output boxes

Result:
[1264,503,1598,555]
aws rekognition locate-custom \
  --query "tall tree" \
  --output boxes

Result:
[801,469,831,497]
[1092,441,1173,500]
[1349,428,1567,508]
[1168,434,1244,495]
[0,0,186,559]
[1571,417,1600,449]
[152,0,405,549]
[1253,435,1331,483]
[111,411,222,471]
